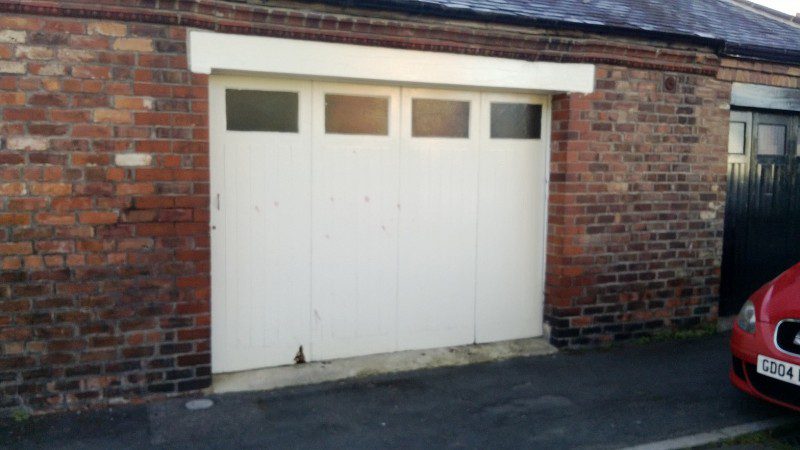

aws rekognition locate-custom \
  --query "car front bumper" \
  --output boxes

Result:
[730,322,800,413]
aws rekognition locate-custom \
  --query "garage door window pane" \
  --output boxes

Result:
[757,124,786,156]
[728,122,746,155]
[490,103,542,139]
[412,99,470,138]
[226,89,298,132]
[325,94,389,135]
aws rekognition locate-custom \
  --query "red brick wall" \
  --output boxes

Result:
[0,15,210,412]
[717,57,800,88]
[547,67,731,346]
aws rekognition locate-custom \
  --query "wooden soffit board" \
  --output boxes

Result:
[732,83,800,112]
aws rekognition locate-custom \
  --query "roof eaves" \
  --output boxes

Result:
[722,42,800,65]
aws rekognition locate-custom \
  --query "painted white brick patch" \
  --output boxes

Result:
[37,63,66,76]
[8,137,48,151]
[0,61,26,74]
[0,30,26,44]
[115,153,153,167]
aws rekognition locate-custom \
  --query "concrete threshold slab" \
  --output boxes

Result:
[212,337,556,394]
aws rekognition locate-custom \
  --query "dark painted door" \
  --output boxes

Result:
[721,110,800,315]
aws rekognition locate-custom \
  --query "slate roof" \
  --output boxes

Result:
[318,0,800,63]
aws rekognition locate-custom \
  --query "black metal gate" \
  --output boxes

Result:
[720,110,800,315]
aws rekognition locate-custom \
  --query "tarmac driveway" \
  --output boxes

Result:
[2,333,798,449]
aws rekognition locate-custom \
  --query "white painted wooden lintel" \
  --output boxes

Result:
[188,30,595,94]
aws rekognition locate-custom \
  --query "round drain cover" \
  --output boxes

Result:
[185,398,214,410]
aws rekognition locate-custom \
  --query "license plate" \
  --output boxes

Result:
[757,355,800,387]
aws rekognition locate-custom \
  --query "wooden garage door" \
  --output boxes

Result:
[721,110,800,315]
[210,76,548,373]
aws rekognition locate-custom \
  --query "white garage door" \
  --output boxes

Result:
[210,76,548,373]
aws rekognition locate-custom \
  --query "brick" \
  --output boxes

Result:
[79,212,119,225]
[88,22,127,37]
[71,153,111,166]
[44,20,85,34]
[36,213,75,225]
[0,242,33,255]
[115,153,153,167]
[0,214,30,226]
[15,46,54,60]
[106,168,125,181]
[72,66,111,79]
[30,183,72,196]
[0,93,26,105]
[94,109,133,124]
[116,183,155,195]
[136,196,174,209]
[137,169,174,181]
[0,62,26,74]
[8,197,47,211]
[0,17,43,31]
[51,197,92,211]
[30,32,69,46]
[133,83,171,97]
[68,34,109,48]
[18,79,39,91]
[42,79,61,91]
[114,96,153,110]
[7,137,48,151]
[72,125,112,138]
[51,110,91,122]
[29,93,67,107]
[0,30,26,43]
[57,49,96,62]
[177,353,210,367]
[135,112,171,126]
[135,141,170,153]
[4,108,46,121]
[31,63,65,76]
[113,38,154,52]
[28,124,69,136]
[136,223,175,236]
[0,184,27,197]
[0,154,24,164]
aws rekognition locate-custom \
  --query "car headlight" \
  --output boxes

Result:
[737,300,756,334]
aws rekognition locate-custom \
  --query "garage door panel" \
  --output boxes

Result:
[211,77,313,372]
[475,138,545,342]
[218,139,314,370]
[397,151,479,348]
[397,88,480,349]
[476,93,546,342]
[310,83,401,360]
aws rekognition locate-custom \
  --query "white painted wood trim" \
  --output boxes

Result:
[189,30,595,94]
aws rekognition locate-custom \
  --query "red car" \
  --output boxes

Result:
[731,262,800,412]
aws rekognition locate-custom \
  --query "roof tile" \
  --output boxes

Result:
[327,0,800,60]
